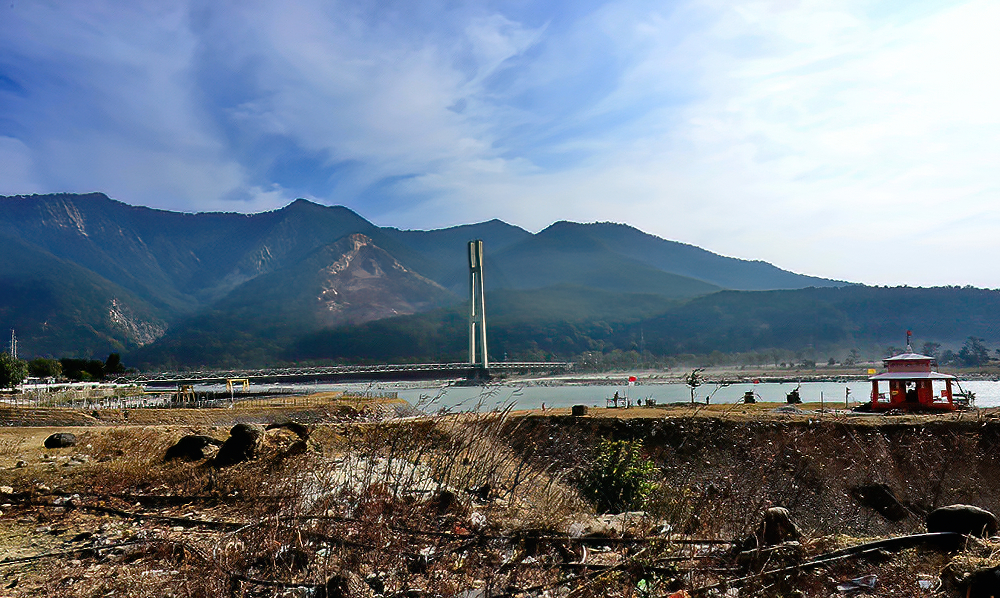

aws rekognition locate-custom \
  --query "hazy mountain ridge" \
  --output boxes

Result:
[130,233,456,369]
[297,284,1000,366]
[562,221,844,290]
[0,231,166,357]
[488,223,723,297]
[1,192,850,365]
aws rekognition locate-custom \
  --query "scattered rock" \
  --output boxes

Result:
[465,483,492,503]
[927,504,999,538]
[213,424,265,467]
[318,572,376,598]
[964,566,1000,598]
[15,460,27,468]
[571,405,589,416]
[851,484,908,521]
[43,433,77,449]
[735,506,802,555]
[427,489,461,516]
[319,575,350,598]
[759,506,801,547]
[0,486,13,495]
[258,424,320,460]
[164,435,224,462]
[265,421,312,440]
[365,574,385,596]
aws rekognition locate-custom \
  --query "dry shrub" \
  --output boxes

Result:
[85,428,169,462]
[428,409,586,527]
[35,542,229,598]
[316,405,586,529]
[180,405,594,597]
[0,434,25,457]
[78,428,177,494]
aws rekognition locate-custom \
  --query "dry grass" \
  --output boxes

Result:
[2,405,999,597]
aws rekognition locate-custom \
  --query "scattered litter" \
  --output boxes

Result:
[837,574,877,593]
[568,522,586,538]
[52,493,80,506]
[916,574,939,591]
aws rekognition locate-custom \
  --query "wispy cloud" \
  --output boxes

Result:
[1,0,997,285]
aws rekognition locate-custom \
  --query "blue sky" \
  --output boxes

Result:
[2,0,999,287]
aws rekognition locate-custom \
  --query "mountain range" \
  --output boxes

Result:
[2,192,996,368]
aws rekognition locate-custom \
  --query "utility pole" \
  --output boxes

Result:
[9,329,15,359]
[640,327,645,370]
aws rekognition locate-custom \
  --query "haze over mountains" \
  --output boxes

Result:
[1,192,996,369]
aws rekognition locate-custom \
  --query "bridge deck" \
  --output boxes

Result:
[122,362,572,387]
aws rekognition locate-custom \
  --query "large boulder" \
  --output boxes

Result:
[963,566,1000,598]
[165,435,224,461]
[927,504,999,538]
[213,424,265,468]
[262,423,319,460]
[44,433,77,449]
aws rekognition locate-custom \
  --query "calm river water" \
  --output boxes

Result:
[393,380,1000,412]
[218,378,1000,412]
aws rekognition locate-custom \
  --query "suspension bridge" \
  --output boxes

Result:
[123,241,571,386]
[120,361,571,387]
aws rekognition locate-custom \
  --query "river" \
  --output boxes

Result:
[193,378,1000,412]
[392,380,1000,412]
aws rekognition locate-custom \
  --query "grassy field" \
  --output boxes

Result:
[1,398,999,596]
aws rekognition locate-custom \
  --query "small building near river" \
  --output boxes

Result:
[868,347,956,412]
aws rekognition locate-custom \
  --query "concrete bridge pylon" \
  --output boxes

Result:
[468,240,488,371]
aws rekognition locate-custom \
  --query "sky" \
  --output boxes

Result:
[2,0,999,288]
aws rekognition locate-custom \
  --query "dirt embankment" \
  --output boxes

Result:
[3,407,1000,596]
[0,397,418,427]
[507,412,1000,539]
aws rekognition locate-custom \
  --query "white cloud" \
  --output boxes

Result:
[2,0,1000,286]
[0,137,41,194]
[668,0,1000,286]
[384,0,1000,287]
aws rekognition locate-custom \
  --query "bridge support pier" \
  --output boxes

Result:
[468,240,488,373]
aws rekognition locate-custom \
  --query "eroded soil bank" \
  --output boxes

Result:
[507,412,1000,539]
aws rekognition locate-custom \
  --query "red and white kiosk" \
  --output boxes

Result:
[868,343,956,412]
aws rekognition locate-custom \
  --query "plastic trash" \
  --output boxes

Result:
[916,575,940,591]
[836,574,877,592]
